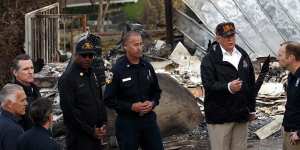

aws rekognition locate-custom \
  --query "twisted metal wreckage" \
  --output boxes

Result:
[25,0,300,149]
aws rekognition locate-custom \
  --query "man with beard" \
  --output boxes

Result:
[277,41,300,150]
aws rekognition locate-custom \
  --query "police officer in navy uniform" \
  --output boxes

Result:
[104,31,164,150]
[58,35,107,150]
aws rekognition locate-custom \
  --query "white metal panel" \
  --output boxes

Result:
[183,0,257,59]
[258,0,300,41]
[279,0,300,30]
[209,0,274,56]
[234,0,284,54]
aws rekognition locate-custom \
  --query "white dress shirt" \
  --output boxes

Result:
[221,46,242,70]
[220,46,242,94]
[221,46,255,114]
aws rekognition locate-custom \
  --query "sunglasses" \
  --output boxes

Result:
[80,53,94,59]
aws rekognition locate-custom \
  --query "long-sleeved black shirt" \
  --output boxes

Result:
[104,56,161,118]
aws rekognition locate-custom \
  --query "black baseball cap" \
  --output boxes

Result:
[215,22,236,37]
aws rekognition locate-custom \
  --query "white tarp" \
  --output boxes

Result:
[258,82,285,97]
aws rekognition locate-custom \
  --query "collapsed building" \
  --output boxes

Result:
[24,0,300,149]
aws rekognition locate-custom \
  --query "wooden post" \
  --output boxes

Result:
[164,0,174,48]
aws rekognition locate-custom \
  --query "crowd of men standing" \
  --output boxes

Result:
[0,22,300,150]
[0,54,60,150]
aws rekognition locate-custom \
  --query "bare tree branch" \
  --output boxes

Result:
[96,0,103,32]
[97,0,110,32]
[103,0,110,19]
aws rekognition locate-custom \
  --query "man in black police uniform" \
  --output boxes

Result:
[277,41,300,150]
[17,97,60,150]
[58,35,107,150]
[201,22,256,150]
[104,31,164,150]
[0,83,27,150]
[11,54,41,130]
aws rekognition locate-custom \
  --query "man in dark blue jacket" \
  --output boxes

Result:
[17,97,60,150]
[201,22,256,150]
[277,41,300,150]
[104,31,163,150]
[0,83,27,150]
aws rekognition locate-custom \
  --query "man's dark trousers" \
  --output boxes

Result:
[115,113,163,150]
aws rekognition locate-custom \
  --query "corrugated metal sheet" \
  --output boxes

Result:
[183,0,300,58]
[174,10,214,52]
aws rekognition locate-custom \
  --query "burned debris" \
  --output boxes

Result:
[18,0,300,149]
[32,31,288,149]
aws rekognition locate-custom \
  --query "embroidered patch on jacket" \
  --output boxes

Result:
[295,78,300,87]
[243,60,248,68]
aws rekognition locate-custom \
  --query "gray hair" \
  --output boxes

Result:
[0,83,24,105]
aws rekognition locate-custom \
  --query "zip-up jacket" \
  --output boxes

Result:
[201,43,256,123]
[283,68,300,136]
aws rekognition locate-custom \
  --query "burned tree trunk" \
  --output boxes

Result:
[96,0,110,32]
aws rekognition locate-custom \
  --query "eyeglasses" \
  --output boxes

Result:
[80,53,94,59]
